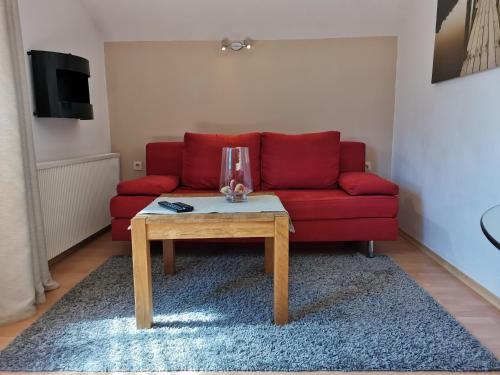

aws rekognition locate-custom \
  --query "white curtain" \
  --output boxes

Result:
[0,0,58,325]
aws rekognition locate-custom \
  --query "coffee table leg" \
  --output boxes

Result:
[163,240,175,275]
[131,217,153,329]
[273,216,289,325]
[264,237,274,275]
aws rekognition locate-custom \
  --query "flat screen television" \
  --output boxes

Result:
[28,50,94,120]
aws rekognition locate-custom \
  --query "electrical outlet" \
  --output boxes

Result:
[133,161,143,171]
[365,161,372,171]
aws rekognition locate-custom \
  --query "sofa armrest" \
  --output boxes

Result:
[117,175,179,196]
[338,172,399,196]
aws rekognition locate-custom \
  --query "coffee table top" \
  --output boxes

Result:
[136,193,289,224]
[481,205,500,250]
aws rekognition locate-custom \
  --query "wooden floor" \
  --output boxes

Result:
[0,230,499,375]
[461,0,500,76]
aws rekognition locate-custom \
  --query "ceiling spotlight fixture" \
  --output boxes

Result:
[221,38,253,52]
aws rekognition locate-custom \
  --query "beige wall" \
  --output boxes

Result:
[105,37,397,181]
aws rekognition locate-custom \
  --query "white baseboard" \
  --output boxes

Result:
[399,229,500,310]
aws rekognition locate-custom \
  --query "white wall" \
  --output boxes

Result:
[18,0,110,162]
[393,1,500,296]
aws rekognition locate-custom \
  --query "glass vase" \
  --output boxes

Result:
[219,147,253,202]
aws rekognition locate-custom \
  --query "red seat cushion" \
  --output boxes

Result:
[117,175,179,196]
[338,172,399,195]
[182,132,261,190]
[261,131,341,189]
[110,196,156,218]
[171,187,220,194]
[274,189,398,220]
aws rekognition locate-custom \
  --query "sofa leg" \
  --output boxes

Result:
[367,240,375,258]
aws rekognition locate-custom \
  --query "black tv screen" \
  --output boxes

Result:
[28,50,94,120]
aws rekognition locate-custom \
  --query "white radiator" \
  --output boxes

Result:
[37,153,120,260]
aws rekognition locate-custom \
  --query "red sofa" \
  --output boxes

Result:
[110,131,399,256]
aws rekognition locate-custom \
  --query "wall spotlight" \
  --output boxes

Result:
[221,38,253,52]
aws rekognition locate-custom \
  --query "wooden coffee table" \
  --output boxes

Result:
[130,193,290,329]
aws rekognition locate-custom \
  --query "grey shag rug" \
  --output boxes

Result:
[0,253,498,372]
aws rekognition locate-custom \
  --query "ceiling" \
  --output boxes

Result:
[80,0,410,42]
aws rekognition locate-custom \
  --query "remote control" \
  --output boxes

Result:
[173,202,194,212]
[158,201,192,213]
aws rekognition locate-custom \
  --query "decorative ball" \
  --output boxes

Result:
[234,183,245,193]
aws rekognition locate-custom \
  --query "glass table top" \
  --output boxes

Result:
[481,205,500,250]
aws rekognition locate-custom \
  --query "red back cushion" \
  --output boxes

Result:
[261,131,341,189]
[182,132,261,189]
